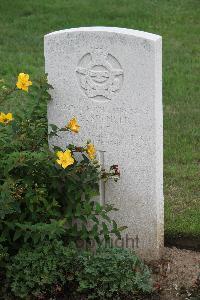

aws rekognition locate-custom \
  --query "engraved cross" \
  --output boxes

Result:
[98,150,106,205]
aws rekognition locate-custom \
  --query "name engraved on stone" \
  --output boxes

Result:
[76,48,124,101]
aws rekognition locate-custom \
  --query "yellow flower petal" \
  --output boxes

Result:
[87,143,96,160]
[56,159,62,166]
[16,73,32,92]
[0,113,5,123]
[0,112,13,124]
[56,151,64,160]
[6,113,13,121]
[56,149,74,169]
[67,117,80,133]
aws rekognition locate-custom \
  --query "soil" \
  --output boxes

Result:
[149,247,200,300]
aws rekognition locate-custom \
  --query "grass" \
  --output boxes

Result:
[0,0,199,239]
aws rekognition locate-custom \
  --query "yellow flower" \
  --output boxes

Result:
[66,117,80,133]
[56,149,74,169]
[16,73,32,92]
[0,112,13,124]
[87,143,96,160]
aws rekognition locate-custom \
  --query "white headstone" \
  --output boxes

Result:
[44,27,163,260]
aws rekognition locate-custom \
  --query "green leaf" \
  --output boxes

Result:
[118,226,128,232]
[13,230,22,242]
[102,222,109,235]
[101,213,111,223]
[49,124,58,131]
[24,231,31,243]
[91,215,99,224]
[95,202,102,213]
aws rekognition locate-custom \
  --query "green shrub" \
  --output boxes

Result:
[0,73,123,258]
[77,247,152,299]
[7,243,152,299]
[7,240,78,299]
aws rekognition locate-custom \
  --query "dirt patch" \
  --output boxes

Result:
[150,247,200,299]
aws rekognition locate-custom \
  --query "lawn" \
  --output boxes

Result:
[0,0,199,239]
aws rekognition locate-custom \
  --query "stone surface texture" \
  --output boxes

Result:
[44,27,163,260]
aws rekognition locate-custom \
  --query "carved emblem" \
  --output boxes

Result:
[76,48,124,101]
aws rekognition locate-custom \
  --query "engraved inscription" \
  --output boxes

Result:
[76,48,124,101]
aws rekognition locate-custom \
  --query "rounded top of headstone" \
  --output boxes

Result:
[45,26,161,42]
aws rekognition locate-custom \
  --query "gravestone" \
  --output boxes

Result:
[44,27,163,260]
